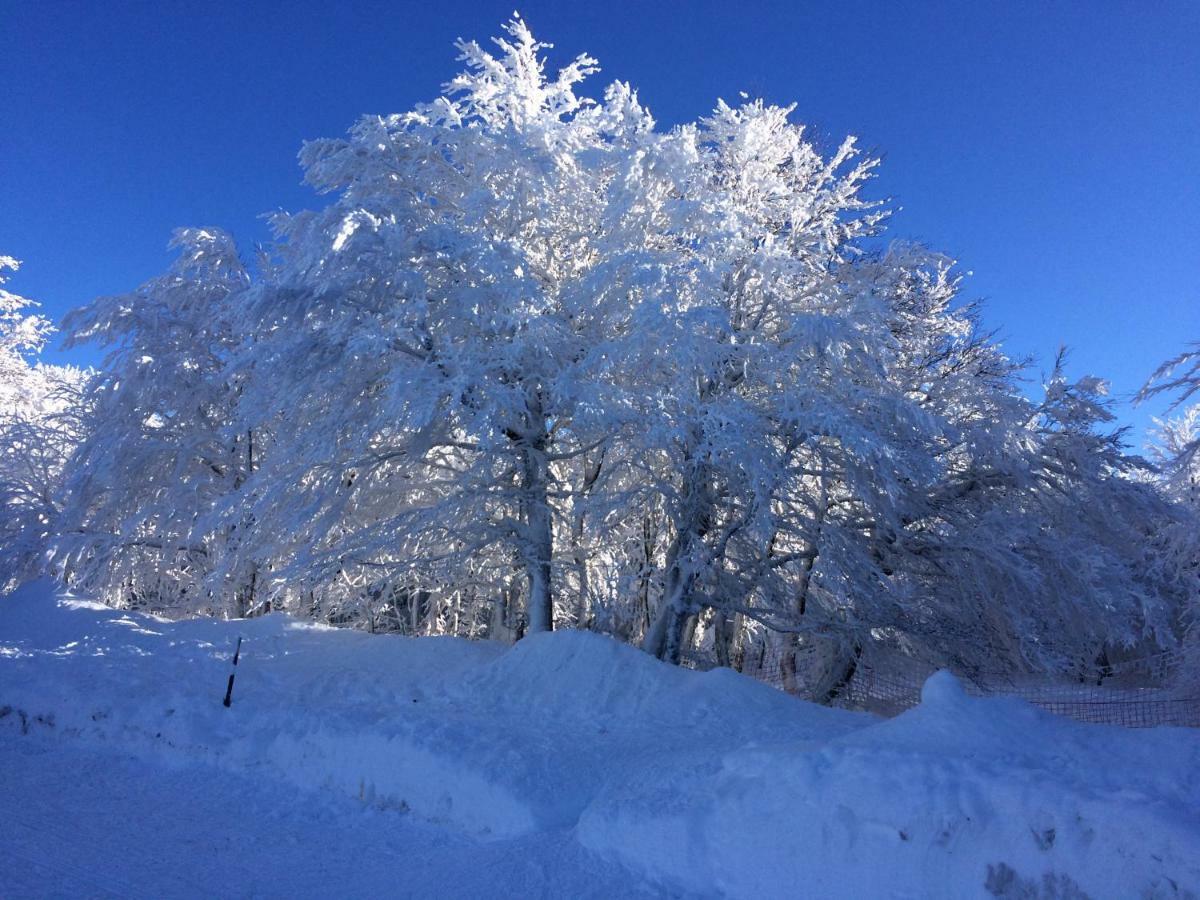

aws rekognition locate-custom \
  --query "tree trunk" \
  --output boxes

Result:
[643,593,688,663]
[633,511,658,641]
[519,399,554,635]
[569,449,604,629]
[817,642,863,704]
[777,549,818,693]
[642,461,714,664]
[680,611,699,660]
[713,611,744,670]
[642,529,696,663]
[524,472,553,634]
[490,585,510,642]
[773,630,800,694]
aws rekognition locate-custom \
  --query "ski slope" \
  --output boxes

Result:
[2,580,1198,898]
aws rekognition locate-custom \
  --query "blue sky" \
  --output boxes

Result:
[3,0,1197,445]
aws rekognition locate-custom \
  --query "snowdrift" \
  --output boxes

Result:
[3,580,1198,898]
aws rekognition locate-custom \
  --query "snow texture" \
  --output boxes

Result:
[3,580,1198,898]
[1,730,652,899]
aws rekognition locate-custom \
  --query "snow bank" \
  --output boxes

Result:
[0,580,859,839]
[1,580,534,836]
[465,628,863,738]
[4,581,1199,897]
[579,669,1200,897]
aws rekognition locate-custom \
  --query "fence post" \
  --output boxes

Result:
[222,636,243,708]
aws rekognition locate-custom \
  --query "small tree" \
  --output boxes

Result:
[0,257,89,590]
[54,230,251,614]
[1140,342,1200,480]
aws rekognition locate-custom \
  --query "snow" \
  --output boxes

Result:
[3,579,1199,898]
[1,730,651,899]
[581,675,1200,897]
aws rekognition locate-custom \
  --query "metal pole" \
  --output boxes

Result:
[223,636,243,708]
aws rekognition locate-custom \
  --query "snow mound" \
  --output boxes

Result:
[920,667,971,706]
[459,628,861,738]
[4,581,1199,897]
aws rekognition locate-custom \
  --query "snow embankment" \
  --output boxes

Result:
[3,579,1198,898]
[579,671,1200,897]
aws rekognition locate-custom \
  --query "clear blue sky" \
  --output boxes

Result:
[3,0,1197,445]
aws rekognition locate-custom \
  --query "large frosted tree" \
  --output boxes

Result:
[39,18,1197,687]
[216,19,689,633]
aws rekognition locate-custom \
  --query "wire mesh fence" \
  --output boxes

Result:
[681,647,1200,728]
[843,665,1200,727]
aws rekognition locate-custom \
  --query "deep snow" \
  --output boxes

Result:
[1,728,657,899]
[2,580,1198,898]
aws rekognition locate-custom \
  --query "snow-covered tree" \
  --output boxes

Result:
[0,257,89,590]
[1139,343,1200,682]
[217,19,686,633]
[1140,342,1200,487]
[1149,406,1199,506]
[40,18,1197,693]
[53,230,251,614]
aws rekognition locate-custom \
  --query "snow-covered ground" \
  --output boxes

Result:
[2,580,1199,898]
[1,729,654,899]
